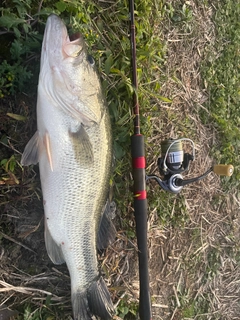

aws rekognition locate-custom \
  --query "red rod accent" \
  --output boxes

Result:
[134,190,147,200]
[133,157,146,169]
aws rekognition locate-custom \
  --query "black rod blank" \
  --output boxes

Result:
[129,0,152,319]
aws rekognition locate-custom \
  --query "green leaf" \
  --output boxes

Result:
[7,113,26,121]
[1,135,8,145]
[9,157,16,172]
[55,1,67,13]
[10,40,23,60]
[105,54,113,75]
[13,26,21,38]
[157,95,172,103]
[0,14,25,28]
[113,141,125,159]
[0,159,8,167]
[22,22,31,34]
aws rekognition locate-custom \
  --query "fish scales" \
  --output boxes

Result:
[21,14,115,320]
[41,110,111,287]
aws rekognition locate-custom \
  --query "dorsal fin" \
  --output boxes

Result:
[97,201,116,250]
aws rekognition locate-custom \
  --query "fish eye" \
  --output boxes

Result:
[87,55,95,66]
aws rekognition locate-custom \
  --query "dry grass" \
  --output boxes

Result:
[145,1,240,319]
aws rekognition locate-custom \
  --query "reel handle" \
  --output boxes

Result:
[213,164,234,176]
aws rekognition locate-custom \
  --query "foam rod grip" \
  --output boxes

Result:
[213,164,234,176]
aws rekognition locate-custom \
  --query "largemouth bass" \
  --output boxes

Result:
[21,14,115,319]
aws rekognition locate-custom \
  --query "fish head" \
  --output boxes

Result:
[41,14,86,67]
[40,14,103,124]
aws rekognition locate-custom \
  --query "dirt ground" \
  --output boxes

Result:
[1,1,240,320]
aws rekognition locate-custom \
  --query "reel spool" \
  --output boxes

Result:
[158,138,195,175]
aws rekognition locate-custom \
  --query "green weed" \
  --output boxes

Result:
[201,0,240,184]
[148,188,189,227]
[0,1,42,95]
[16,297,58,320]
[116,297,138,319]
[180,294,210,319]
[165,2,193,26]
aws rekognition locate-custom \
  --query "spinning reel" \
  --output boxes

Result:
[146,138,234,193]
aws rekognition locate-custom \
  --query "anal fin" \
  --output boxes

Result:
[44,218,65,265]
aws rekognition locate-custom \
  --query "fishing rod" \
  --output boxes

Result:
[129,1,234,319]
[129,0,152,319]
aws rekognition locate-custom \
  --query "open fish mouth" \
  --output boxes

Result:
[41,14,84,62]
[69,32,82,41]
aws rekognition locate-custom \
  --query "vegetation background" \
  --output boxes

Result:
[0,0,239,319]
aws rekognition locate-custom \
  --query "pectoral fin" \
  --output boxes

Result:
[21,131,54,171]
[43,132,53,171]
[44,218,65,265]
[21,131,40,166]
[69,125,94,165]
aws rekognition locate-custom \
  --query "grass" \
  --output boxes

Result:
[0,0,240,319]
[0,0,168,318]
[201,0,240,185]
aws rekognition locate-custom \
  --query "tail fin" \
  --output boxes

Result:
[72,291,92,320]
[72,276,115,320]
